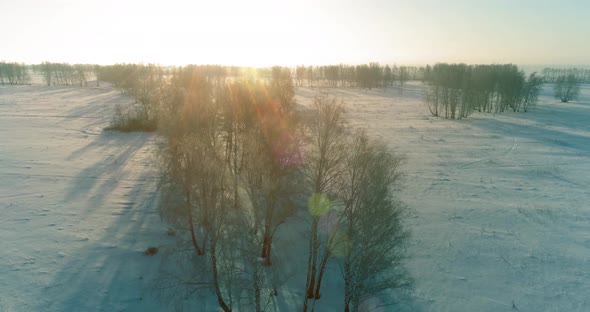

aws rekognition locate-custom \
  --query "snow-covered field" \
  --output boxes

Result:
[1,82,589,311]
[0,85,170,311]
[297,83,590,312]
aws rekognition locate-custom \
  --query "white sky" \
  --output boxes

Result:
[1,0,589,66]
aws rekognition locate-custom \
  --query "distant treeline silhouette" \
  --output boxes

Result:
[32,62,97,86]
[542,67,590,83]
[294,64,424,88]
[97,63,427,92]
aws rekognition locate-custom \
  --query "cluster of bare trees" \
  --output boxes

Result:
[158,66,303,311]
[100,64,275,89]
[301,97,410,312]
[1,59,412,309]
[425,64,543,119]
[0,62,30,85]
[539,68,585,103]
[32,62,94,86]
[156,66,410,311]
[554,74,581,103]
[294,64,423,89]
[167,64,235,87]
[98,64,164,130]
[100,64,298,132]
[99,64,164,94]
[542,67,590,83]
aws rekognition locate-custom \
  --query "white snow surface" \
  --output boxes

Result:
[1,82,590,311]
[0,85,170,311]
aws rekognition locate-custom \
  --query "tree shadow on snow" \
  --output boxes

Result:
[470,102,590,156]
[41,132,171,311]
[63,131,153,212]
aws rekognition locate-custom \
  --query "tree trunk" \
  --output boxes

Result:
[303,218,320,312]
[254,262,261,312]
[261,235,268,258]
[264,236,273,266]
[306,219,319,299]
[343,258,352,312]
[343,216,353,312]
[314,247,330,299]
[233,129,239,209]
[186,191,203,255]
[261,198,275,266]
[211,243,232,312]
[303,235,314,312]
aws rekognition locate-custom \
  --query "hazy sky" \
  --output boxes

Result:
[1,0,589,66]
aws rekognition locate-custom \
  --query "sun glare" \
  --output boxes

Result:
[2,1,590,311]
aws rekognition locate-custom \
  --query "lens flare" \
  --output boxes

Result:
[329,229,352,258]
[307,193,330,216]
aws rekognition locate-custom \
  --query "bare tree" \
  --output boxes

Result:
[339,130,411,312]
[398,66,409,88]
[383,65,393,87]
[0,62,30,85]
[41,61,53,86]
[296,65,306,87]
[158,75,303,311]
[93,65,100,87]
[554,74,581,103]
[158,79,215,256]
[302,96,348,311]
[270,66,295,112]
[521,73,543,112]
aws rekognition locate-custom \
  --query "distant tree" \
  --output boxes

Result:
[41,62,53,86]
[93,65,100,87]
[383,65,393,87]
[296,65,306,87]
[75,64,87,86]
[369,62,383,89]
[423,65,432,84]
[554,74,581,103]
[398,66,409,88]
[542,67,590,83]
[425,63,538,118]
[521,73,544,112]
[270,66,295,112]
[306,66,315,88]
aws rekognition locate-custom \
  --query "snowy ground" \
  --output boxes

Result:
[296,83,590,312]
[0,85,171,311]
[1,82,589,311]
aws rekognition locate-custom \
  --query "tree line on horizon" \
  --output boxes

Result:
[294,64,424,89]
[32,62,98,87]
[6,61,585,122]
[0,62,30,85]
[5,61,590,88]
[96,62,426,90]
[542,67,590,83]
[6,61,587,94]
